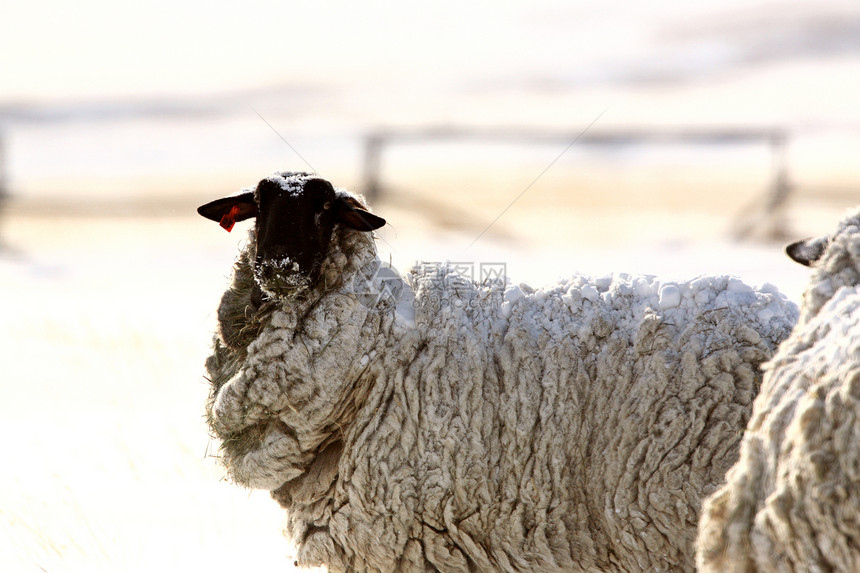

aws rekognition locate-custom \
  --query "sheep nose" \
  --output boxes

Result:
[257,261,277,282]
[254,255,312,299]
[258,258,301,280]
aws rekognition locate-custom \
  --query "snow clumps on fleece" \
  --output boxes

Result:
[202,173,798,572]
[697,209,860,572]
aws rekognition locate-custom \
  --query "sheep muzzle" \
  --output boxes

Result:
[254,256,315,299]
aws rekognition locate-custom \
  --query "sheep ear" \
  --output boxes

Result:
[786,237,828,267]
[335,197,386,232]
[197,192,258,232]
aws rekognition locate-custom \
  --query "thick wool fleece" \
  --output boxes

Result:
[206,232,796,572]
[697,210,860,573]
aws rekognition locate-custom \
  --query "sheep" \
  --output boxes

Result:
[697,210,860,573]
[199,171,798,572]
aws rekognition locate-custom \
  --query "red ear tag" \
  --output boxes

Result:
[219,205,242,232]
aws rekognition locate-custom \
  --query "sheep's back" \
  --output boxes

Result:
[342,269,796,571]
[479,273,793,571]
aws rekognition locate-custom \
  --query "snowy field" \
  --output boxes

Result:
[0,185,848,572]
[0,215,319,572]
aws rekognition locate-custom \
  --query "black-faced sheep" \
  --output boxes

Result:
[200,171,797,572]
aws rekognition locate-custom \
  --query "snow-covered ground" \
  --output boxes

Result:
[0,216,316,572]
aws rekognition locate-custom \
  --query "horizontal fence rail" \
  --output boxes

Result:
[361,126,791,238]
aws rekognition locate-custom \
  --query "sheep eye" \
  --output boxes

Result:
[323,201,332,210]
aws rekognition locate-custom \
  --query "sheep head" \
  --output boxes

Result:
[786,211,860,323]
[198,172,385,300]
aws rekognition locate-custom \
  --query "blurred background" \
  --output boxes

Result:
[3,0,860,571]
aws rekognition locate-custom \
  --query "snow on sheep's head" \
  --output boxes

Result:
[198,172,385,300]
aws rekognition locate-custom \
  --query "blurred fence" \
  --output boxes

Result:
[361,126,791,239]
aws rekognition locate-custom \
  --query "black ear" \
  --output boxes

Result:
[334,196,386,232]
[786,237,829,267]
[197,192,258,232]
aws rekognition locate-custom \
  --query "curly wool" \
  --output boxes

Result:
[206,209,384,488]
[205,221,797,572]
[697,210,860,573]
